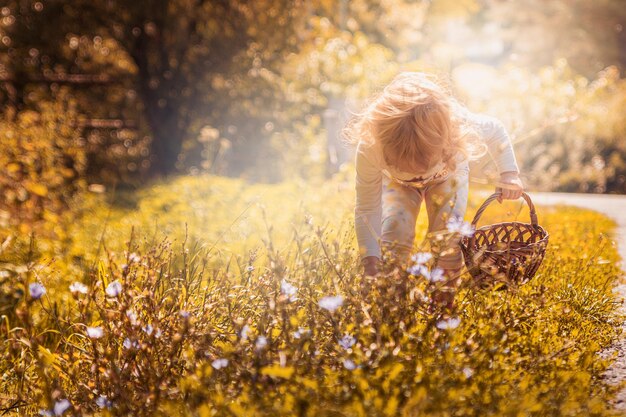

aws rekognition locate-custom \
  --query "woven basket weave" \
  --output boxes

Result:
[459,191,549,289]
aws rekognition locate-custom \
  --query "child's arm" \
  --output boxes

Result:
[464,110,525,201]
[354,142,383,270]
[464,110,520,175]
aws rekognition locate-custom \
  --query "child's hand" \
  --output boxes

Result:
[362,256,380,277]
[496,171,524,203]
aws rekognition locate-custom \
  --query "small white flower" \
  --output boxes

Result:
[411,252,433,265]
[427,267,446,283]
[343,359,357,370]
[318,295,344,312]
[240,324,250,341]
[129,252,141,263]
[255,335,268,351]
[436,317,461,330]
[179,310,190,318]
[96,395,112,408]
[293,327,310,339]
[407,264,427,276]
[446,216,475,237]
[417,266,445,282]
[69,282,88,295]
[53,399,71,416]
[280,279,298,302]
[86,326,104,339]
[29,282,46,300]
[105,280,122,297]
[463,367,474,378]
[142,324,154,336]
[123,337,140,350]
[126,309,138,326]
[212,358,229,369]
[246,265,254,272]
[338,334,356,350]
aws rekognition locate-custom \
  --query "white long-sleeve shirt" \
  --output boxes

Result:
[354,110,520,260]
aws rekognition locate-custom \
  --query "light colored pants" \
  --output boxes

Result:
[380,162,470,270]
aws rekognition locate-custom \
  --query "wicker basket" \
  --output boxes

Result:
[459,191,549,289]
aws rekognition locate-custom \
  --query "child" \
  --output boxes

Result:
[343,71,524,311]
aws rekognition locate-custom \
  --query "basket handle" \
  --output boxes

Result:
[471,191,538,227]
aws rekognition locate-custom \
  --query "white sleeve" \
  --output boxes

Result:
[354,143,382,260]
[465,111,520,174]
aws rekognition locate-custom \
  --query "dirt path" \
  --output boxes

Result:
[478,190,626,410]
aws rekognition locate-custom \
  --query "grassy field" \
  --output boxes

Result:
[1,172,625,416]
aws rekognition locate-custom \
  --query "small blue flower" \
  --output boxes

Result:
[86,326,104,339]
[53,399,71,415]
[69,282,88,295]
[318,295,344,312]
[436,317,461,330]
[411,252,433,265]
[446,216,475,237]
[29,282,46,300]
[255,335,268,351]
[343,359,357,370]
[338,334,356,350]
[212,358,229,369]
[280,279,298,302]
[95,395,113,409]
[105,280,122,297]
[240,324,250,341]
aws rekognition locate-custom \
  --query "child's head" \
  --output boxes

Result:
[343,71,485,173]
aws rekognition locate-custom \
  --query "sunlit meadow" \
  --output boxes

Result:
[1,173,625,416]
[2,1,626,416]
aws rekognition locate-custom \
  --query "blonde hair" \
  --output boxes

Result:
[342,71,488,173]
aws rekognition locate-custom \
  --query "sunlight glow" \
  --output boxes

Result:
[452,63,498,100]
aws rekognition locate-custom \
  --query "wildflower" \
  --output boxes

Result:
[142,324,154,336]
[436,317,461,330]
[280,279,298,302]
[53,399,71,415]
[319,295,344,312]
[246,265,254,272]
[129,252,140,263]
[293,327,310,339]
[29,282,46,300]
[255,335,268,351]
[180,310,190,319]
[39,400,72,417]
[427,267,445,282]
[338,334,356,350]
[69,282,88,295]
[86,326,104,339]
[105,280,122,297]
[411,252,433,265]
[126,309,138,326]
[343,359,357,370]
[419,266,445,283]
[240,324,250,341]
[96,395,113,409]
[463,367,474,378]
[446,216,475,237]
[123,337,140,350]
[212,358,229,369]
[407,264,427,276]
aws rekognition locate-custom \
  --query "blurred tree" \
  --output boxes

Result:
[0,0,309,176]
